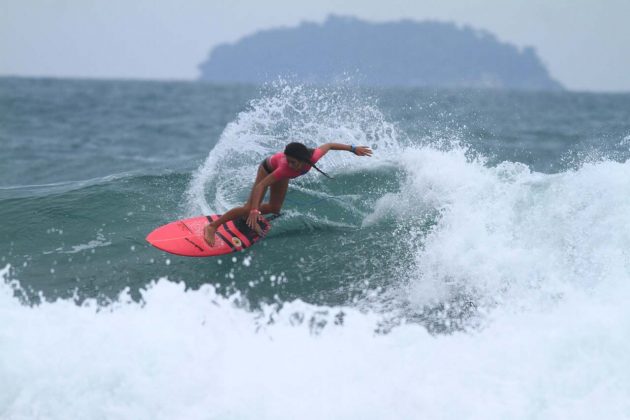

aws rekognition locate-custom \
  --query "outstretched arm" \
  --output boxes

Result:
[319,143,373,157]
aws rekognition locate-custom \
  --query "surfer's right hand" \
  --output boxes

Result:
[204,224,216,246]
[247,209,261,229]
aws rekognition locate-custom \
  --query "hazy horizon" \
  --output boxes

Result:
[2,0,629,92]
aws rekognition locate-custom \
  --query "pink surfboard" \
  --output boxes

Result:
[146,214,275,257]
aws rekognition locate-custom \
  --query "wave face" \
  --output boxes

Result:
[1,77,630,419]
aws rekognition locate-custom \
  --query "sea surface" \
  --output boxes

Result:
[1,77,630,419]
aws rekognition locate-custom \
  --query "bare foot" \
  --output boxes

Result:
[204,224,217,246]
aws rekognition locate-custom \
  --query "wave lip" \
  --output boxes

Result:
[185,82,402,216]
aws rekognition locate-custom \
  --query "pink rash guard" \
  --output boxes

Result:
[266,148,325,180]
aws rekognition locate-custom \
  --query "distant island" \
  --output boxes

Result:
[199,15,563,90]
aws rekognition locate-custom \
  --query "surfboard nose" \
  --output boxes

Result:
[146,229,160,244]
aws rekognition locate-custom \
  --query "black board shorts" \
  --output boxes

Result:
[261,158,273,174]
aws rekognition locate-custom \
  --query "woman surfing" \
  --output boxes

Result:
[204,142,372,246]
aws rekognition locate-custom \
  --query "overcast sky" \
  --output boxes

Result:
[2,0,629,92]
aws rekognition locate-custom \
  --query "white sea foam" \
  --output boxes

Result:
[365,146,630,312]
[1,259,629,419]
[43,231,112,255]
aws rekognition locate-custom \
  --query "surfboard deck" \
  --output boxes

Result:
[146,214,273,257]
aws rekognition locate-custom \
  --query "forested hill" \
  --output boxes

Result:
[199,15,562,90]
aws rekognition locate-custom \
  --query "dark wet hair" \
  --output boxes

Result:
[284,142,333,179]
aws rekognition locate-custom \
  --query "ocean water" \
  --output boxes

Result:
[1,77,630,419]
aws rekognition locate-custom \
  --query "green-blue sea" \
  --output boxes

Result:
[1,77,630,419]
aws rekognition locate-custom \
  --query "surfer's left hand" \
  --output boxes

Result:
[354,146,373,157]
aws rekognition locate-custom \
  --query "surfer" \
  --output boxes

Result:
[204,142,372,246]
